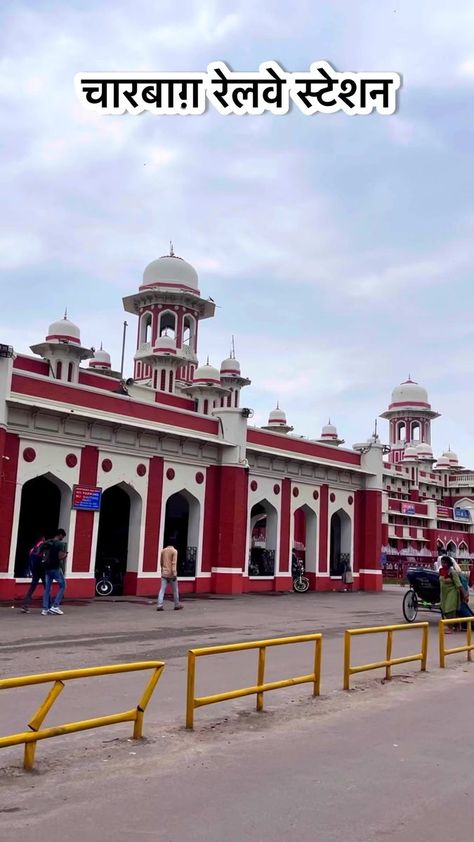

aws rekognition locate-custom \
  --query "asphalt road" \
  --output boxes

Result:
[1,588,472,840]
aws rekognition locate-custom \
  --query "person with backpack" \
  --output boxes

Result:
[21,535,46,613]
[42,528,68,616]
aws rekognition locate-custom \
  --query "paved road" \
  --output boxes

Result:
[1,588,472,840]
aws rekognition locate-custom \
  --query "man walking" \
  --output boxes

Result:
[42,528,67,616]
[21,535,46,613]
[157,541,183,611]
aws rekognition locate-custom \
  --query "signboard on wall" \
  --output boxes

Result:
[401,503,416,515]
[454,506,471,522]
[437,506,452,518]
[72,485,102,511]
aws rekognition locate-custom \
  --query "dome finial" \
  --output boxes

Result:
[169,240,175,257]
[64,306,68,320]
[231,335,236,360]
[276,400,280,410]
[328,417,331,425]
[206,355,209,365]
[100,341,103,350]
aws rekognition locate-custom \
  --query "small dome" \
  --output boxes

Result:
[141,253,199,291]
[154,335,177,355]
[321,419,338,439]
[390,378,429,409]
[46,316,81,344]
[443,449,459,465]
[416,443,433,457]
[89,347,111,369]
[268,406,287,425]
[220,357,241,376]
[403,445,418,460]
[434,456,450,470]
[193,362,221,385]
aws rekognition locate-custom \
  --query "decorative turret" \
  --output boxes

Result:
[316,419,345,447]
[219,339,251,410]
[31,311,93,383]
[88,344,120,379]
[261,403,294,435]
[182,358,230,415]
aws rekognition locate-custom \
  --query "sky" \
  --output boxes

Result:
[1,0,474,461]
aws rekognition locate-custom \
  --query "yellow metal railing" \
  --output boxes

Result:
[186,633,322,730]
[0,661,165,770]
[343,623,428,690]
[439,617,474,667]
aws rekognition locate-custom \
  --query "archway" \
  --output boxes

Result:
[293,504,317,573]
[14,474,71,577]
[163,490,200,576]
[95,483,142,592]
[329,509,352,577]
[446,540,456,558]
[249,499,278,577]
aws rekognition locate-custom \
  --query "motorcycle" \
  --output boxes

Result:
[292,559,309,593]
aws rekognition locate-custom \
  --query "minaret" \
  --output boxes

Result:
[219,338,251,409]
[30,313,93,383]
[261,403,294,434]
[182,359,230,415]
[122,246,215,392]
[380,377,440,464]
[316,419,345,447]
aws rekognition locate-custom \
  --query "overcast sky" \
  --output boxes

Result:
[1,1,474,461]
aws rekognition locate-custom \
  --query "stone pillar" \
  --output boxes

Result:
[71,445,99,597]
[275,478,292,591]
[134,455,164,596]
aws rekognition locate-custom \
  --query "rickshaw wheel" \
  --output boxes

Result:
[403,589,418,623]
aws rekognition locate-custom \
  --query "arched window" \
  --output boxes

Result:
[153,370,158,389]
[140,312,152,345]
[183,315,195,347]
[169,370,174,392]
[67,362,74,382]
[55,361,62,380]
[411,421,420,442]
[203,399,209,415]
[160,370,166,391]
[397,421,406,442]
[159,311,176,338]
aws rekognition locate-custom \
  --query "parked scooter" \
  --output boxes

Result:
[292,558,309,593]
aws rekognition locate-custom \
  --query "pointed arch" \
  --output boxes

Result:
[329,508,352,577]
[163,489,200,577]
[14,473,72,577]
[293,503,318,574]
[249,498,278,576]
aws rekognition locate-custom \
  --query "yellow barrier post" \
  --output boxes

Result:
[185,633,322,730]
[439,617,474,667]
[0,661,165,770]
[343,623,429,691]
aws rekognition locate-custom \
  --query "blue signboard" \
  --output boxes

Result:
[454,506,471,522]
[72,485,102,511]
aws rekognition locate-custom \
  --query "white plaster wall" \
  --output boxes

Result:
[159,462,206,577]
[245,477,282,577]
[8,440,81,576]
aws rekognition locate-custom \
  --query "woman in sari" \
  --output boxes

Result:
[439,556,462,632]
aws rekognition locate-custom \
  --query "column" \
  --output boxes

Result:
[71,445,99,596]
[212,466,248,594]
[134,455,164,596]
[316,484,329,589]
[200,465,219,590]
[275,478,292,591]
[355,489,383,591]
[0,432,20,598]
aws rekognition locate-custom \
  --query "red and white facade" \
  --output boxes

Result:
[1,252,473,601]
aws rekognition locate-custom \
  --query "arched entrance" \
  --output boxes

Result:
[446,540,456,557]
[14,474,70,577]
[163,490,200,576]
[329,509,352,577]
[95,483,142,592]
[249,499,278,576]
[293,505,317,574]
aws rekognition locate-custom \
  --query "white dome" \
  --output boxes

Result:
[434,456,450,470]
[416,443,433,456]
[390,378,429,408]
[141,254,199,291]
[268,406,287,424]
[443,449,459,465]
[89,347,111,368]
[220,357,241,376]
[403,446,418,460]
[321,420,338,438]
[46,316,81,344]
[193,362,221,384]
[154,335,177,355]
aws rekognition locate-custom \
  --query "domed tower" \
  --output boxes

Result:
[380,377,440,464]
[261,404,294,435]
[316,419,345,447]
[219,344,251,409]
[30,313,93,383]
[182,360,230,415]
[122,245,215,394]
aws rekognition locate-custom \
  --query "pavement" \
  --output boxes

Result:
[1,587,473,840]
